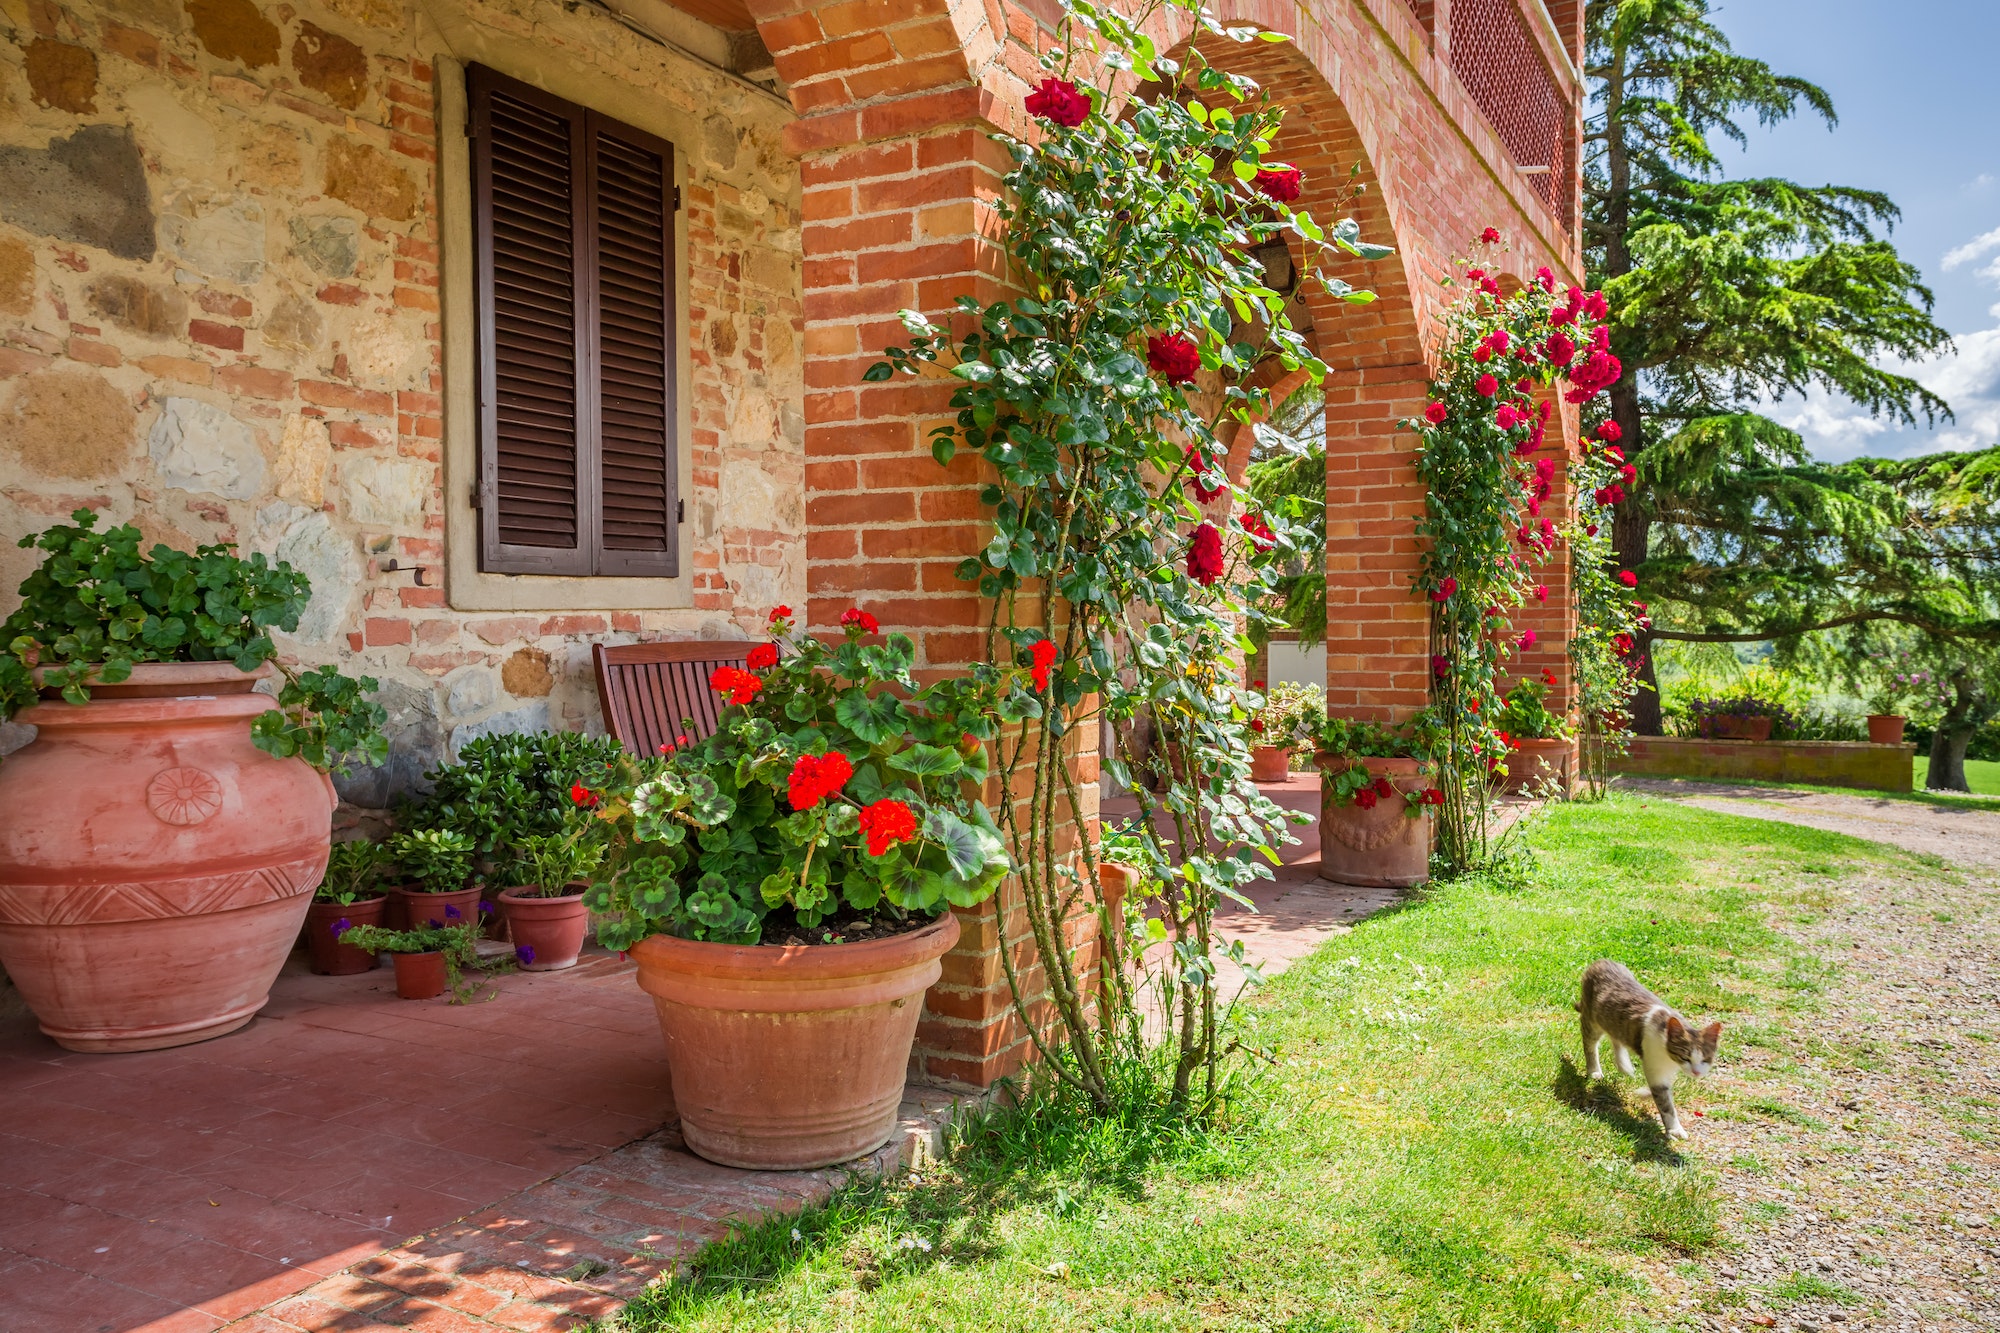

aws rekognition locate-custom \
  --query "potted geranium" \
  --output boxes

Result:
[0,510,386,1052]
[498,807,606,971]
[389,829,480,931]
[308,839,391,975]
[333,919,487,1001]
[1315,717,1442,888]
[586,607,1012,1171]
[1690,696,1788,742]
[1249,681,1325,783]
[1494,677,1573,794]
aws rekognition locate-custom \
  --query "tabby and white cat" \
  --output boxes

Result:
[1576,959,1722,1140]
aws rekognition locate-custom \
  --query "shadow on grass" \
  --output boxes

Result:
[609,1058,1242,1329]
[1551,1054,1685,1165]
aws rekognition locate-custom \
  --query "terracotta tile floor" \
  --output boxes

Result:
[1,772,1391,1332]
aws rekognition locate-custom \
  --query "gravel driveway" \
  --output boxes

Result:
[1625,780,2000,1332]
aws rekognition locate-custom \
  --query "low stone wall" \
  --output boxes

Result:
[1611,737,1915,793]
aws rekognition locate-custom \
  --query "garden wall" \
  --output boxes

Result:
[0,0,805,798]
[1611,737,1915,793]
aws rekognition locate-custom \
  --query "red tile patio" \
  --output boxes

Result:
[0,774,1388,1332]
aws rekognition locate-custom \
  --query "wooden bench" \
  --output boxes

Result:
[591,640,752,756]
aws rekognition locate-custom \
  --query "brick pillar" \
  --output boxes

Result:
[1323,365,1433,722]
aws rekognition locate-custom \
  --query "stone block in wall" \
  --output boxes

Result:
[149,397,266,498]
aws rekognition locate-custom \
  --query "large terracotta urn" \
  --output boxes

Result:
[629,912,960,1170]
[0,663,333,1052]
[1316,755,1433,888]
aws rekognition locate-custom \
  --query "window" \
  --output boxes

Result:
[468,64,680,577]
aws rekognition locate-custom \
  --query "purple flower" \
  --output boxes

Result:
[331,917,353,937]
[444,903,461,920]
[479,900,495,916]
[515,945,536,966]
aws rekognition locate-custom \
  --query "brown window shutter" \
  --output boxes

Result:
[469,66,678,579]
[586,116,678,577]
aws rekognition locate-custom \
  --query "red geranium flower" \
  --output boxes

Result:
[710,665,762,705]
[1024,76,1090,128]
[1424,401,1449,425]
[787,752,853,811]
[1421,787,1446,806]
[1354,786,1379,810]
[1249,718,1265,733]
[858,798,919,857]
[768,605,792,622]
[1372,776,1394,799]
[840,607,880,634]
[1147,332,1200,385]
[570,783,597,808]
[1252,165,1303,202]
[746,642,779,671]
[1029,638,1057,692]
[1480,226,1501,243]
[1475,374,1499,398]
[1618,569,1638,588]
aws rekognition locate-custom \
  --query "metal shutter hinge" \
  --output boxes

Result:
[677,498,685,523]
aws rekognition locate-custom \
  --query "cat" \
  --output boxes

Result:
[1575,959,1722,1140]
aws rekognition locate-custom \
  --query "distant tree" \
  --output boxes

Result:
[1585,0,1956,731]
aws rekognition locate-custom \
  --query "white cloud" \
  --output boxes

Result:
[1942,224,2000,270]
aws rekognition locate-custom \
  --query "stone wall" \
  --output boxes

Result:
[0,0,804,795]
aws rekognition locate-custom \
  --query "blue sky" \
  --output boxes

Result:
[1683,0,2000,460]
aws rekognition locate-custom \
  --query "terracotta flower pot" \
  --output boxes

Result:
[499,886,589,971]
[1314,754,1432,889]
[0,662,333,1052]
[395,885,483,931]
[1249,745,1293,783]
[1707,715,1773,742]
[306,895,387,975]
[629,912,961,1170]
[1866,714,1907,745]
[392,950,447,1000]
[1501,737,1573,794]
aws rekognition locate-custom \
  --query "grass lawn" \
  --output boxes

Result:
[1913,755,2000,796]
[610,797,1919,1332]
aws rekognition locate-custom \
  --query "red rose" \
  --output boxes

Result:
[1584,290,1609,320]
[1424,402,1449,425]
[1475,374,1499,398]
[787,751,854,811]
[1147,332,1200,385]
[1029,638,1057,692]
[1518,629,1538,650]
[1618,570,1638,588]
[1495,404,1521,430]
[858,798,919,857]
[1473,345,1493,364]
[709,665,763,705]
[1432,654,1450,678]
[1486,330,1511,353]
[1534,265,1556,293]
[1430,575,1458,603]
[746,642,778,671]
[1620,463,1637,483]
[840,607,880,634]
[768,605,792,622]
[569,783,597,808]
[1187,522,1224,585]
[1187,446,1226,502]
[1024,76,1089,128]
[1596,420,1622,443]
[1465,268,1486,281]
[1480,226,1501,243]
[1605,444,1625,462]
[1354,786,1379,810]
[1535,584,1548,602]
[1237,511,1276,552]
[1252,165,1302,203]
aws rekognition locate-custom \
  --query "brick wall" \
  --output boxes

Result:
[0,0,805,791]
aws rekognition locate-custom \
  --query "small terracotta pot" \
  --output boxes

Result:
[1706,715,1773,742]
[305,895,386,975]
[1095,862,1140,1004]
[1315,754,1432,888]
[0,662,332,1052]
[499,886,590,971]
[1502,737,1573,795]
[629,912,960,1170]
[395,885,483,931]
[392,950,446,1000]
[1249,745,1293,783]
[1866,714,1907,745]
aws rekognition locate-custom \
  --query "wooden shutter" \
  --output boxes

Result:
[469,65,678,578]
